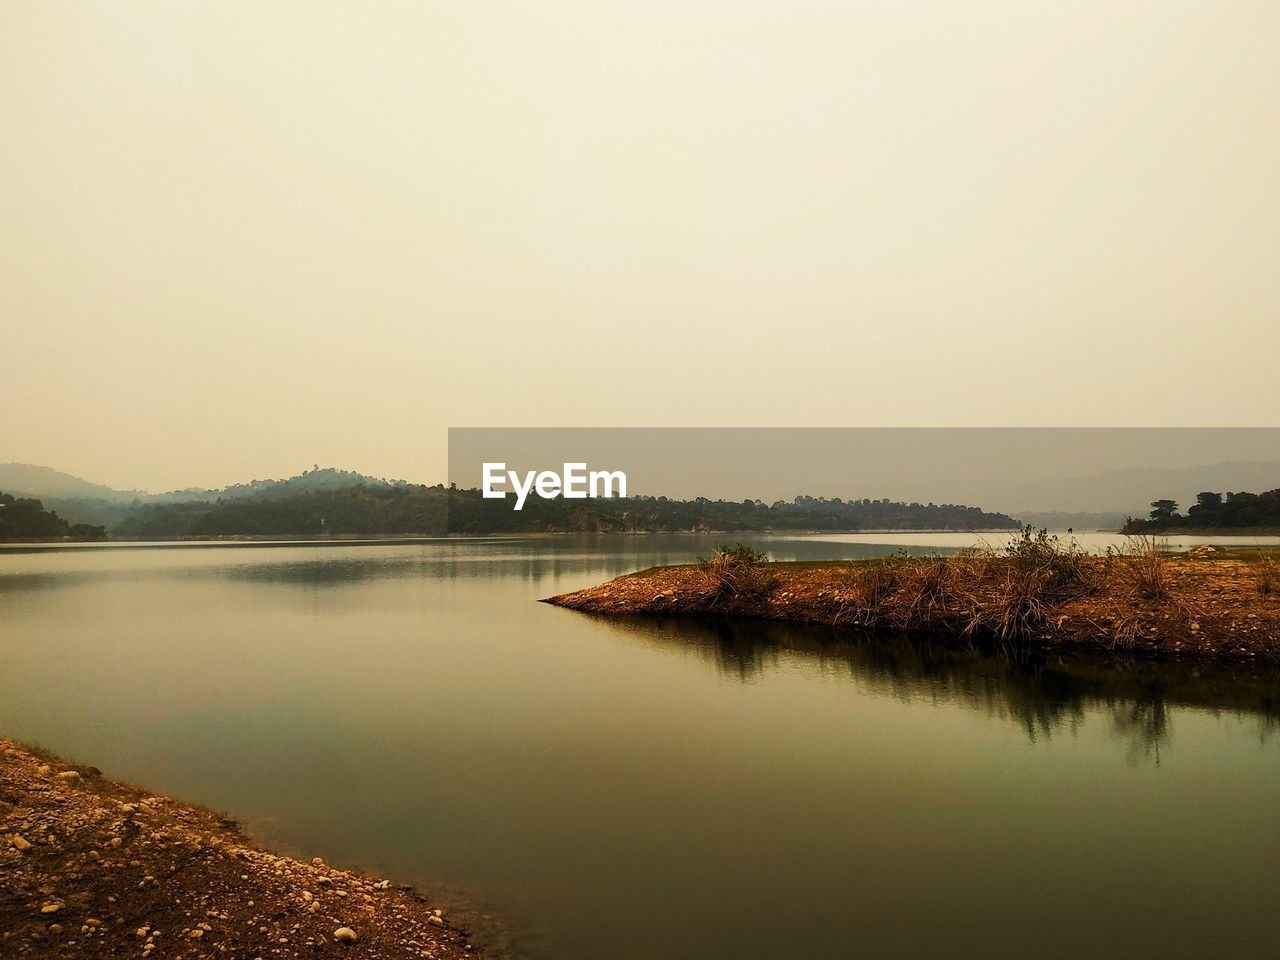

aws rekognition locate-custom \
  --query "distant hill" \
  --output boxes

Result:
[0,465,402,526]
[1007,460,1280,518]
[0,463,399,504]
[0,465,1023,538]
[105,487,1019,539]
[202,467,404,502]
[0,463,144,502]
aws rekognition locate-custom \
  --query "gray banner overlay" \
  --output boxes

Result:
[449,427,1279,517]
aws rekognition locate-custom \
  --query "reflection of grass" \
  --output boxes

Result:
[602,614,1280,759]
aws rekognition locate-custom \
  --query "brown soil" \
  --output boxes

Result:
[0,740,479,959]
[544,555,1280,659]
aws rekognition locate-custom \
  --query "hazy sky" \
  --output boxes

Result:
[3,1,1278,492]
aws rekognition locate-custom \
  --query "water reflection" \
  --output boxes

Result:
[5,538,1280,960]
[591,613,1280,764]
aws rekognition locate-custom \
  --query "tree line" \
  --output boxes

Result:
[98,485,1018,539]
[0,492,108,541]
[1122,489,1280,533]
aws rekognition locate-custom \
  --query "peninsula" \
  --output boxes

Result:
[545,536,1280,660]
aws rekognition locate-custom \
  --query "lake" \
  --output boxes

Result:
[3,534,1280,959]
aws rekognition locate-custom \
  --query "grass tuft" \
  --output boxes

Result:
[1259,555,1277,598]
[834,528,1094,643]
[1111,535,1172,602]
[696,544,778,605]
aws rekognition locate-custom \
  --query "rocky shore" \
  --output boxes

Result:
[0,740,479,959]
[545,553,1280,659]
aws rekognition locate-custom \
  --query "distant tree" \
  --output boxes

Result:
[103,483,1021,538]
[1125,488,1280,532]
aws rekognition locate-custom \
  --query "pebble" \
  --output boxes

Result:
[12,835,32,851]
[333,926,358,943]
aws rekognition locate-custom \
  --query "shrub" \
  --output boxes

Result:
[1001,526,1089,591]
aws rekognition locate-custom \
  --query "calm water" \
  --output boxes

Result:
[3,535,1280,959]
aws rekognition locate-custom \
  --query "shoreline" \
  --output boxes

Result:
[8,527,1280,549]
[544,554,1280,661]
[0,527,1024,546]
[0,739,479,959]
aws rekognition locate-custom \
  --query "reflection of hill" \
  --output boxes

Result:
[592,614,1280,763]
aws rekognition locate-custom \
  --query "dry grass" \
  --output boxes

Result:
[695,544,779,606]
[1112,535,1172,602]
[549,539,1280,658]
[833,528,1095,644]
[1259,555,1278,598]
[974,560,1056,643]
[1106,609,1145,651]
[829,530,1206,649]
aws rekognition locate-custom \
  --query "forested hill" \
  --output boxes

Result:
[149,466,404,503]
[1122,489,1280,533]
[0,492,108,542]
[5,466,407,530]
[0,464,142,502]
[113,486,446,539]
[4,464,1020,539]
[0,464,395,504]
[109,486,1018,539]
